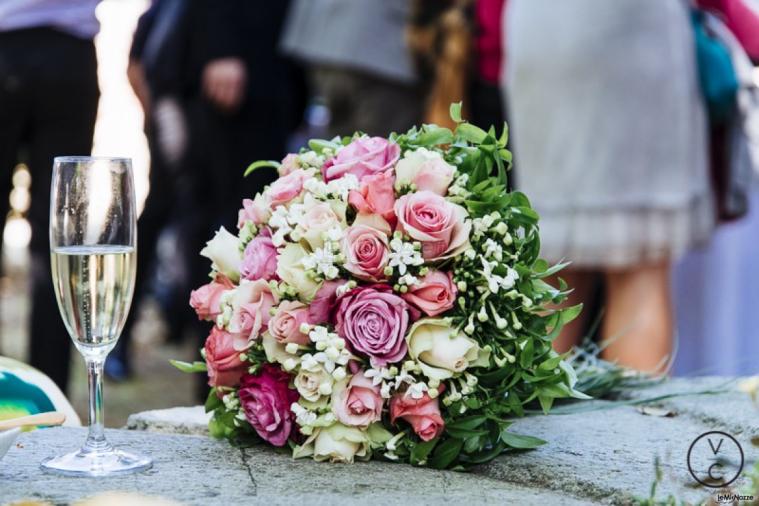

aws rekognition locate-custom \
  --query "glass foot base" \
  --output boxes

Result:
[41,446,152,477]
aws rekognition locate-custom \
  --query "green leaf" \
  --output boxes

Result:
[450,102,463,123]
[205,388,222,413]
[446,415,488,431]
[429,438,463,469]
[457,123,488,144]
[560,304,583,326]
[445,427,490,439]
[416,126,454,146]
[308,138,341,153]
[410,438,439,465]
[244,160,280,177]
[461,441,506,465]
[170,359,207,373]
[500,430,547,450]
[538,395,554,414]
[519,339,535,369]
[499,122,509,145]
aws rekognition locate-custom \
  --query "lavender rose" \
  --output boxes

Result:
[333,285,410,367]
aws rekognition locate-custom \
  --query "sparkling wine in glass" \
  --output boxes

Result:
[42,156,152,476]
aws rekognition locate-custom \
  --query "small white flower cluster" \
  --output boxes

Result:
[302,326,351,378]
[364,361,437,400]
[480,257,519,295]
[298,150,326,169]
[290,402,337,436]
[387,235,424,276]
[442,373,478,411]
[302,242,343,280]
[304,173,359,202]
[447,172,471,198]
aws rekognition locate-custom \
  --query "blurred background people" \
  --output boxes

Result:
[281,0,422,137]
[0,0,102,392]
[408,0,508,136]
[113,0,299,388]
[504,0,713,373]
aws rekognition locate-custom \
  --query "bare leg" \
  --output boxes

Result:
[550,269,600,353]
[601,262,673,374]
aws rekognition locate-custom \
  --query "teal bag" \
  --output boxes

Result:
[691,10,739,123]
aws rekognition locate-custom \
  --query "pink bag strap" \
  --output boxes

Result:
[697,0,759,59]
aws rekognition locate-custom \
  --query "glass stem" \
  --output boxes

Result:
[84,358,110,452]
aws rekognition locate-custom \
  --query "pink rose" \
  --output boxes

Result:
[331,372,383,428]
[395,190,471,260]
[308,280,346,324]
[342,224,390,282]
[322,137,400,182]
[334,285,409,368]
[402,270,457,317]
[267,168,309,207]
[239,365,299,446]
[230,280,277,340]
[269,300,311,345]
[189,275,234,321]
[347,171,397,225]
[278,153,300,176]
[241,228,278,281]
[238,194,270,228]
[204,326,248,388]
[390,389,445,442]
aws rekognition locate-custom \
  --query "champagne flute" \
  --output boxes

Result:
[41,156,152,476]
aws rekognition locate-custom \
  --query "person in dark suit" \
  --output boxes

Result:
[115,0,300,386]
[0,0,102,392]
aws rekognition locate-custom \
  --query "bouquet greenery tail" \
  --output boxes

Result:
[173,103,588,469]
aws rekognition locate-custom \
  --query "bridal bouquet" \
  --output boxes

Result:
[175,104,585,468]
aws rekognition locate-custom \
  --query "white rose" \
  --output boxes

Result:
[292,423,370,463]
[394,147,455,196]
[406,318,490,380]
[200,226,242,282]
[262,331,298,369]
[276,243,322,301]
[295,366,334,402]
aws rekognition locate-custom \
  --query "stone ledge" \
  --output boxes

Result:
[125,406,210,436]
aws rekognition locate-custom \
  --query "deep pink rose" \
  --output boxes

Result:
[204,326,248,388]
[390,388,445,442]
[278,153,300,176]
[342,224,390,282]
[189,275,234,321]
[239,365,299,446]
[332,372,383,428]
[237,195,270,228]
[347,171,397,225]
[322,137,400,182]
[334,285,409,367]
[269,300,311,345]
[395,190,471,260]
[308,280,346,324]
[230,280,277,340]
[267,168,309,207]
[402,270,457,317]
[241,228,278,281]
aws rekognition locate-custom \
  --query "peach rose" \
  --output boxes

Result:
[347,170,396,225]
[228,280,278,340]
[395,148,455,196]
[204,326,248,388]
[322,136,400,182]
[267,168,309,207]
[401,270,456,317]
[189,275,234,321]
[390,389,445,442]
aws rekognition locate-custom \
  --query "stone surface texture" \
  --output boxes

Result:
[1,377,756,505]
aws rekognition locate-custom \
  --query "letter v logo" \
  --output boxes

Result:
[708,438,724,455]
